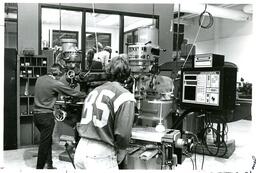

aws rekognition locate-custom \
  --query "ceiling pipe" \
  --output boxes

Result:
[174,4,251,21]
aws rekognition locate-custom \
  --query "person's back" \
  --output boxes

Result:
[77,81,135,148]
[34,75,60,112]
[75,55,135,170]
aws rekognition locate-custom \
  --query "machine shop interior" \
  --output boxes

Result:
[1,2,255,172]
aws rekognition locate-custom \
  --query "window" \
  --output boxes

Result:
[52,30,79,47]
[123,16,158,54]
[86,32,111,53]
[85,12,120,54]
[40,5,160,70]
[41,7,82,49]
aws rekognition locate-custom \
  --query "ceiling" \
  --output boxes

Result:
[173,4,252,22]
[6,3,252,27]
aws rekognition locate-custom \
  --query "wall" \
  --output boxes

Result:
[184,15,255,120]
[184,17,254,82]
[18,3,39,54]
[17,3,174,65]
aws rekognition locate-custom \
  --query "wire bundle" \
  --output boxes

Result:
[183,131,205,170]
[199,4,214,29]
[181,3,214,69]
[201,116,228,157]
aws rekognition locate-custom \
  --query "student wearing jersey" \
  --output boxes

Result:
[74,55,136,170]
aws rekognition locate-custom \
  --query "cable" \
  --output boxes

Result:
[199,4,214,29]
[201,123,228,157]
[183,131,205,170]
[193,142,205,170]
[184,131,199,143]
[58,3,62,44]
[183,152,194,170]
[202,126,220,156]
[181,14,205,69]
[194,143,197,170]
[92,3,99,53]
[64,143,76,169]
[181,4,214,69]
[201,143,205,170]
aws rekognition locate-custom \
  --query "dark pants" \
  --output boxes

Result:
[34,112,55,169]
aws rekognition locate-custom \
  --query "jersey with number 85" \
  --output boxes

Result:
[77,81,136,149]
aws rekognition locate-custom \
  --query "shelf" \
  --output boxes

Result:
[20,76,38,79]
[20,65,47,68]
[18,54,48,147]
[20,114,33,117]
[20,95,34,98]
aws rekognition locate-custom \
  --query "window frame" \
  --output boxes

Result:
[39,3,159,70]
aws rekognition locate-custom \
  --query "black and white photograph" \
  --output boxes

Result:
[0,1,255,172]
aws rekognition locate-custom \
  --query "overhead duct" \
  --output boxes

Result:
[174,4,251,21]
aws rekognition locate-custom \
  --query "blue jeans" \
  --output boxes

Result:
[34,112,55,169]
[74,138,118,170]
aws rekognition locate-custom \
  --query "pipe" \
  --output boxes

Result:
[174,4,251,21]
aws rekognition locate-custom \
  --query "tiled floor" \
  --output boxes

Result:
[2,120,256,171]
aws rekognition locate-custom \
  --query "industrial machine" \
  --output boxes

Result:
[179,54,238,158]
[52,38,198,170]
[127,43,174,128]
[52,38,108,164]
[123,42,198,169]
[127,127,193,170]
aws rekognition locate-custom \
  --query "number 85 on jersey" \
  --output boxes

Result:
[80,89,115,128]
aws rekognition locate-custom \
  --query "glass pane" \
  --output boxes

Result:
[85,12,120,69]
[123,16,158,53]
[85,13,119,51]
[41,8,82,50]
[124,16,156,32]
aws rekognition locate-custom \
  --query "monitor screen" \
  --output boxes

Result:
[182,71,220,106]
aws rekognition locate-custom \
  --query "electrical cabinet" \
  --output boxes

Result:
[17,55,48,147]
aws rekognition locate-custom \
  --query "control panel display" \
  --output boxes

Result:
[182,71,220,106]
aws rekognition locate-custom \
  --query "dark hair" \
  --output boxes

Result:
[105,55,131,83]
